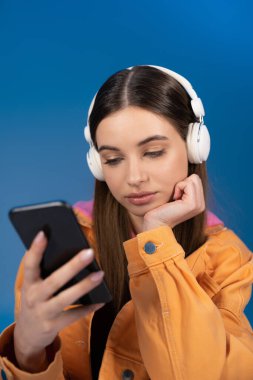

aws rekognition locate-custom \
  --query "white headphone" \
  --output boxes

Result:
[84,65,211,181]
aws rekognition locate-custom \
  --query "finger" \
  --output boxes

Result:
[173,180,189,200]
[186,174,200,182]
[176,178,204,212]
[186,175,205,208]
[41,248,95,301]
[56,303,105,331]
[46,270,105,317]
[173,185,184,200]
[24,231,48,285]
[174,179,197,205]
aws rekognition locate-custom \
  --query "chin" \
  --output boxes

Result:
[129,209,147,218]
[126,203,161,218]
[121,194,172,217]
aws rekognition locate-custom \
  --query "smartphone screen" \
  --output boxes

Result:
[9,200,112,305]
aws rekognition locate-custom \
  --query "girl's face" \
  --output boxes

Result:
[96,106,188,231]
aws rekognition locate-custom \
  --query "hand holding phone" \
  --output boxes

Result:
[9,201,112,373]
[9,200,112,305]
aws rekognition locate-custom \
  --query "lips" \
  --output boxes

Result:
[125,192,157,206]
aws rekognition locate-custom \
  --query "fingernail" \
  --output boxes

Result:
[34,231,45,244]
[90,270,104,282]
[80,248,93,261]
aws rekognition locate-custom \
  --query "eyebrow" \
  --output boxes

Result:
[98,135,169,152]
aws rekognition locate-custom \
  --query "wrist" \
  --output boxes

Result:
[142,218,169,232]
[16,349,48,373]
[14,328,49,373]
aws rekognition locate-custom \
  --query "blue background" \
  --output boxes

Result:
[0,0,253,331]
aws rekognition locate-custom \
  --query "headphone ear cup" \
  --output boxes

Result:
[187,123,211,164]
[84,125,91,143]
[84,125,105,181]
[86,146,104,181]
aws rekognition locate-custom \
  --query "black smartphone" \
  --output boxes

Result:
[9,200,112,305]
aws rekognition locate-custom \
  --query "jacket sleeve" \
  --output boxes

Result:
[0,323,64,380]
[123,226,253,380]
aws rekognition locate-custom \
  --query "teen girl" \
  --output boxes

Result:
[0,65,253,380]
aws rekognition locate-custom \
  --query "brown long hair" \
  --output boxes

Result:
[89,66,208,311]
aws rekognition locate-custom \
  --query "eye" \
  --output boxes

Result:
[104,157,123,166]
[144,150,165,158]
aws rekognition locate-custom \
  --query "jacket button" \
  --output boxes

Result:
[122,368,134,379]
[1,369,7,380]
[144,241,156,254]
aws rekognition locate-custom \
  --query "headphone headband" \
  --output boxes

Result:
[144,65,205,119]
[86,65,205,125]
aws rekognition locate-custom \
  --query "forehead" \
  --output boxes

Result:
[96,106,179,146]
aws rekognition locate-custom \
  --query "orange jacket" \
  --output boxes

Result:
[0,207,253,380]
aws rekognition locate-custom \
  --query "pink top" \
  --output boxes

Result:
[73,200,224,228]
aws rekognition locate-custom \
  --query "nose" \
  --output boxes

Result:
[126,158,148,187]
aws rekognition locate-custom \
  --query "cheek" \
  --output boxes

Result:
[159,149,188,179]
[155,153,188,199]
